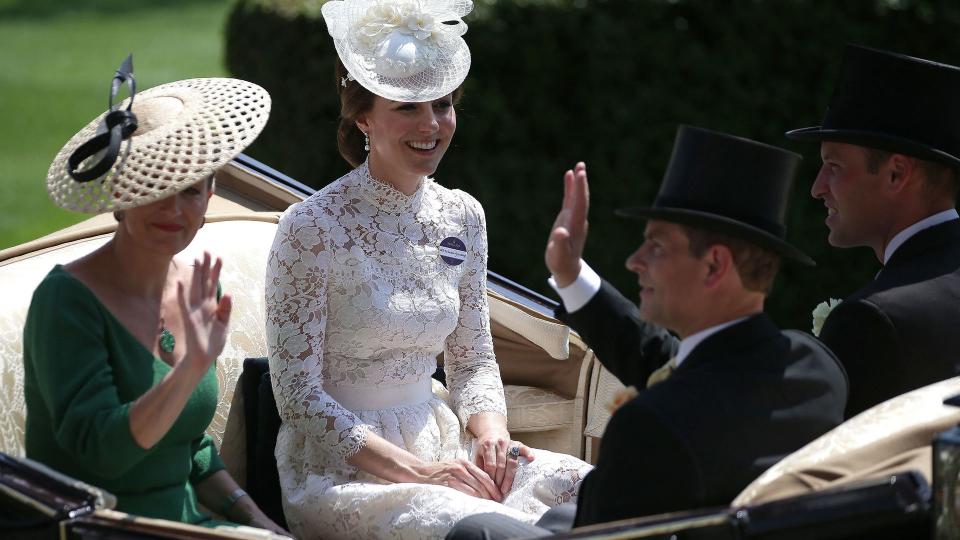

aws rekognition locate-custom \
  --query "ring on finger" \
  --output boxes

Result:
[507,445,521,460]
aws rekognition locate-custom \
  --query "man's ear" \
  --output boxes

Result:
[703,244,733,288]
[886,154,917,194]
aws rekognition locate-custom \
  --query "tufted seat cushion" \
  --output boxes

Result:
[506,385,575,432]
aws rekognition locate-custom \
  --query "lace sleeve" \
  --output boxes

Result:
[265,205,368,468]
[443,193,507,426]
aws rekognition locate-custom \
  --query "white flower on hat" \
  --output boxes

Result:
[323,0,473,102]
[811,298,841,337]
[356,3,405,42]
[403,11,438,40]
[352,1,443,78]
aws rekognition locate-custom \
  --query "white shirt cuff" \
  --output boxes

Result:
[548,260,602,313]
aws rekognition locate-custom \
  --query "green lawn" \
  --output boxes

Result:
[0,0,235,250]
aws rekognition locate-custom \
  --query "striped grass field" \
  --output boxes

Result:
[0,0,234,250]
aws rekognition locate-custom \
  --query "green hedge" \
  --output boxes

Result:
[226,0,960,331]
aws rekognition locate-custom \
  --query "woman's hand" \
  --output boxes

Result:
[412,459,501,501]
[475,432,536,497]
[177,252,232,374]
[128,253,231,450]
[196,471,292,537]
[239,508,292,537]
[468,412,536,497]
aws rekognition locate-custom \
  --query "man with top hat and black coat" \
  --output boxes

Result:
[788,45,960,418]
[445,126,848,540]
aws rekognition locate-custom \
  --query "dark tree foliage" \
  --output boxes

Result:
[226,0,960,331]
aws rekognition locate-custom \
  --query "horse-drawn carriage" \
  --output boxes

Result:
[0,155,950,539]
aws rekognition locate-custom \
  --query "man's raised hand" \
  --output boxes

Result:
[545,162,590,288]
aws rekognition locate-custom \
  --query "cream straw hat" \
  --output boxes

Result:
[46,58,271,214]
[322,0,473,102]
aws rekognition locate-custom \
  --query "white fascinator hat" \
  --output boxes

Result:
[322,0,473,102]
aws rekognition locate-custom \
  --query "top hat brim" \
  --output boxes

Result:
[615,206,816,266]
[786,126,960,169]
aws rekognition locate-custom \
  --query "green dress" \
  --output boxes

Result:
[23,265,226,525]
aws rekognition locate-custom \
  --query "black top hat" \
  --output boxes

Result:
[617,126,814,266]
[787,45,960,169]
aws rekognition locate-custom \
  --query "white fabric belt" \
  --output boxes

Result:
[324,378,434,411]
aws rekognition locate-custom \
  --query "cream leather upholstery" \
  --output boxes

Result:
[1,235,118,457]
[733,376,960,506]
[583,363,625,462]
[507,385,575,432]
[487,292,591,458]
[0,214,591,466]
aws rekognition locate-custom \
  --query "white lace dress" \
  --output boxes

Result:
[265,163,591,540]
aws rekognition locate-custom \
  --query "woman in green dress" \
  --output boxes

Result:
[22,57,286,534]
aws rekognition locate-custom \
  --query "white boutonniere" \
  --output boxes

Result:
[811,298,842,337]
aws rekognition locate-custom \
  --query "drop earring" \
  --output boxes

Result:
[364,132,370,152]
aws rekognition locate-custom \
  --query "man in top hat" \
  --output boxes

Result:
[445,126,847,539]
[788,45,960,418]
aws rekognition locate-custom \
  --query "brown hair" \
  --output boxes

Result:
[681,226,782,294]
[863,147,959,200]
[334,60,464,167]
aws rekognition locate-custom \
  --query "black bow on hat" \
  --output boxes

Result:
[787,44,960,169]
[617,126,814,266]
[67,54,138,182]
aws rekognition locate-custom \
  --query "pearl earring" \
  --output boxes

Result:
[364,132,370,152]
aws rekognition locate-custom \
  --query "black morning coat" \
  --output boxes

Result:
[819,218,960,418]
[556,281,848,527]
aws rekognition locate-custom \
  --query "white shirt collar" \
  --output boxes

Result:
[882,209,959,264]
[675,315,752,367]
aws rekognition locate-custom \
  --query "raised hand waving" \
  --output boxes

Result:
[176,251,232,374]
[545,162,590,287]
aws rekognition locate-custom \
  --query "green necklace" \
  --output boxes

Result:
[159,318,176,353]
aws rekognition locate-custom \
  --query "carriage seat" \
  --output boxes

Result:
[733,376,960,506]
[0,214,591,477]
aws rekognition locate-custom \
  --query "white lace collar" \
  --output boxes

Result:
[356,160,429,214]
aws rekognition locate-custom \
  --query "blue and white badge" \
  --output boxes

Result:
[439,236,467,266]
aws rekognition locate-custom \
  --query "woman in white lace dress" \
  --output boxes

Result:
[264,1,591,538]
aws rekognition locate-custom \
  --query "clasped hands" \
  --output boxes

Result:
[415,431,534,502]
[474,431,535,500]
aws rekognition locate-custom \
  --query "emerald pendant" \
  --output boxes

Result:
[159,328,176,353]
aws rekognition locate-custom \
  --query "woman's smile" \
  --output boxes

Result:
[407,139,439,152]
[152,222,185,232]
